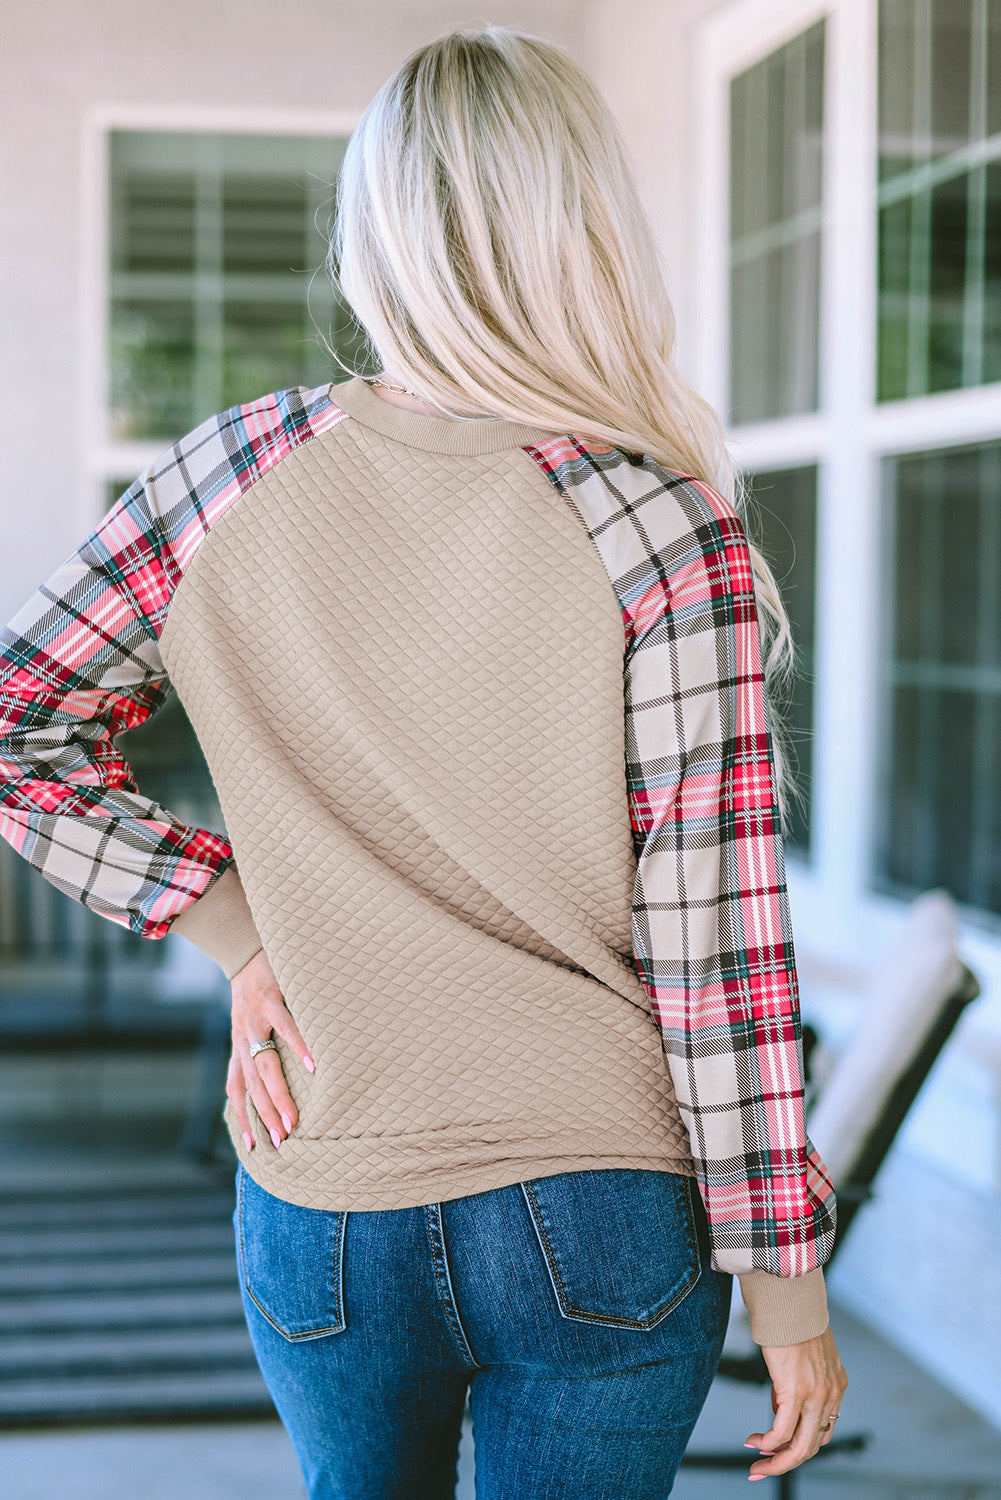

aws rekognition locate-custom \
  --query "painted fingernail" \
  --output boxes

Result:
[269,1127,282,1149]
[749,1476,765,1482]
[281,1112,293,1133]
[243,1131,254,1152]
[303,1055,316,1073]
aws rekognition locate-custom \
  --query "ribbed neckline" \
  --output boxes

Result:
[327,376,565,456]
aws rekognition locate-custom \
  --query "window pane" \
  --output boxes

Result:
[985,161,1001,382]
[728,22,825,424]
[112,170,196,273]
[221,300,315,410]
[879,0,920,182]
[930,0,973,157]
[878,439,1001,917]
[877,0,1001,399]
[109,298,197,441]
[878,196,914,399]
[117,691,222,832]
[730,252,778,421]
[880,0,978,179]
[928,172,969,390]
[745,465,818,855]
[884,684,980,896]
[779,230,822,412]
[990,0,1001,135]
[105,478,133,512]
[108,130,352,442]
[222,178,310,275]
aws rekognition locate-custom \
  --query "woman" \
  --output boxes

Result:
[0,24,846,1500]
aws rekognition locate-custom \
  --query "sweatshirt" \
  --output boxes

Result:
[0,374,836,1346]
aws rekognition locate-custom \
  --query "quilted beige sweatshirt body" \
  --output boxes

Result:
[165,382,696,1207]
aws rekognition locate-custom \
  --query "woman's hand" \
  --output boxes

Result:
[745,1325,849,1481]
[226,948,315,1152]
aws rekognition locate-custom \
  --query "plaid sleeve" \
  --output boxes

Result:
[526,438,837,1282]
[0,382,343,940]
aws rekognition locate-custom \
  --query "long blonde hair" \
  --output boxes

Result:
[328,24,803,832]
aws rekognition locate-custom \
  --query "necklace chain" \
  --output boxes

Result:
[368,374,499,423]
[369,375,433,404]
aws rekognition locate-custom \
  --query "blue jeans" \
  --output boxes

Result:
[235,1163,732,1499]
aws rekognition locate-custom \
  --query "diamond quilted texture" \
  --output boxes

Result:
[159,402,695,1210]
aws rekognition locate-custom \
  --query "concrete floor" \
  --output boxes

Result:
[0,1422,308,1500]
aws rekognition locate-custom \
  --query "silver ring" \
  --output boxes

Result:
[249,1039,278,1060]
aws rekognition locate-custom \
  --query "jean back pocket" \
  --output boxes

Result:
[236,1165,348,1341]
[521,1168,703,1330]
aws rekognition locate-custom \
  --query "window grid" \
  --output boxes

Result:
[108,130,354,443]
[701,0,1001,945]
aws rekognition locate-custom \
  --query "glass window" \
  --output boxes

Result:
[877,0,1001,399]
[108,131,361,441]
[877,438,1001,917]
[728,22,826,424]
[745,466,819,855]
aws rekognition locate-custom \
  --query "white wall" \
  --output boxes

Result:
[583,0,728,374]
[0,0,587,623]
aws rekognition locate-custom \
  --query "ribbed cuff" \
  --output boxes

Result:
[169,864,264,980]
[737,1266,830,1347]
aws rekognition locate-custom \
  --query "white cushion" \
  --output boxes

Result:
[806,888,965,1185]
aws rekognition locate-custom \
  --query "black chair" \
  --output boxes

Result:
[680,888,982,1499]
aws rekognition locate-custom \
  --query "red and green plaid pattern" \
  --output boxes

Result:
[527,437,837,1280]
[0,383,344,936]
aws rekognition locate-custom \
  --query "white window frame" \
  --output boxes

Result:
[80,104,358,531]
[690,0,1001,1039]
